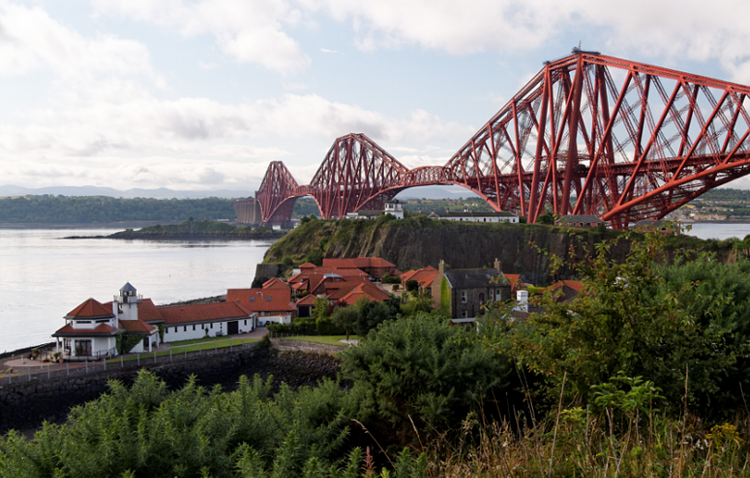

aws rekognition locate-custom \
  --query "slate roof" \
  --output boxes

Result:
[443,268,509,289]
[65,298,115,320]
[120,282,137,293]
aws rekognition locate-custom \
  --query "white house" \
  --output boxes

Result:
[345,200,404,220]
[53,283,256,359]
[52,298,120,360]
[427,210,519,223]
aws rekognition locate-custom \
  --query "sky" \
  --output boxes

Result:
[2,0,750,196]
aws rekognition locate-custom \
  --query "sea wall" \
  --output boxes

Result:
[0,343,340,434]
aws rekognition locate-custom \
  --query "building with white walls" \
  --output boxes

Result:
[52,283,256,360]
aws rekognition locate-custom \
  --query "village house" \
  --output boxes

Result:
[431,259,512,321]
[288,261,394,316]
[555,215,605,227]
[427,210,519,223]
[52,283,256,360]
[322,257,399,279]
[227,277,296,326]
[400,265,439,295]
[344,200,404,220]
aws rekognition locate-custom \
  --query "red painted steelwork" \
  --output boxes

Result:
[254,52,750,227]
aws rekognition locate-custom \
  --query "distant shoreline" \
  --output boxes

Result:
[0,221,183,229]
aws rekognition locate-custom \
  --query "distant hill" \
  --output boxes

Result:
[0,185,251,199]
[1,184,481,200]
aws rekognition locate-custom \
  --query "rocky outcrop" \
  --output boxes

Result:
[332,223,634,284]
[267,218,632,285]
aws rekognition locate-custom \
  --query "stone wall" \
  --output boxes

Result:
[0,342,341,435]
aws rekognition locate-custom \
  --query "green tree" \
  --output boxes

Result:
[537,213,555,224]
[331,305,359,341]
[405,279,419,293]
[502,233,738,408]
[341,314,512,434]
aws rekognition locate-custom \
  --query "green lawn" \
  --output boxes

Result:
[108,338,260,363]
[276,335,358,345]
[166,335,242,347]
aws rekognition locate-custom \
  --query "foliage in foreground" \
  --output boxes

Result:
[340,314,513,436]
[497,232,744,411]
[0,372,367,478]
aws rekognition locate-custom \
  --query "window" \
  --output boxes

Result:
[184,326,187,332]
[193,325,196,331]
[174,327,177,333]
[210,323,213,329]
[244,320,247,325]
[461,310,468,318]
[479,293,485,304]
[489,289,495,301]
[461,291,467,303]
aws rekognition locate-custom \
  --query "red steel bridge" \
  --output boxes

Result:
[241,50,750,228]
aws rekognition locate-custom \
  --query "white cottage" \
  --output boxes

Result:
[52,298,120,360]
[53,283,256,359]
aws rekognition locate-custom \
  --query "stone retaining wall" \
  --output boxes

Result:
[0,342,341,435]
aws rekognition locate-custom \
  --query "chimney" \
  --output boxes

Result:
[438,259,445,274]
[494,258,502,272]
[516,289,529,312]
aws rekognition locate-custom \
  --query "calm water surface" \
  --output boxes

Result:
[1,223,749,353]
[0,229,274,353]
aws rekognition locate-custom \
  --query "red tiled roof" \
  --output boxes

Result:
[262,277,290,290]
[65,298,114,319]
[53,323,120,337]
[227,288,295,313]
[119,319,156,334]
[137,299,166,322]
[296,294,319,306]
[158,301,255,325]
[504,274,523,292]
[339,283,391,305]
[400,266,438,288]
[299,262,316,269]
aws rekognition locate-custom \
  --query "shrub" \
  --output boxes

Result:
[341,314,512,434]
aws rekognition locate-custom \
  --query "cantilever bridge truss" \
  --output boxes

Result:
[250,51,750,228]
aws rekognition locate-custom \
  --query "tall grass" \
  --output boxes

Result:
[426,413,750,477]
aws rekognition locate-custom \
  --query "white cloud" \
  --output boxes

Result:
[90,0,311,74]
[0,92,474,190]
[0,1,155,81]
[316,0,750,83]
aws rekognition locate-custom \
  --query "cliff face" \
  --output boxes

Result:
[266,217,633,285]
[328,223,630,285]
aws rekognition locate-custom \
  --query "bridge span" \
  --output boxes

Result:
[237,50,750,229]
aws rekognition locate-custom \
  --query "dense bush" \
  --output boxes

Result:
[341,314,513,434]
[498,233,743,410]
